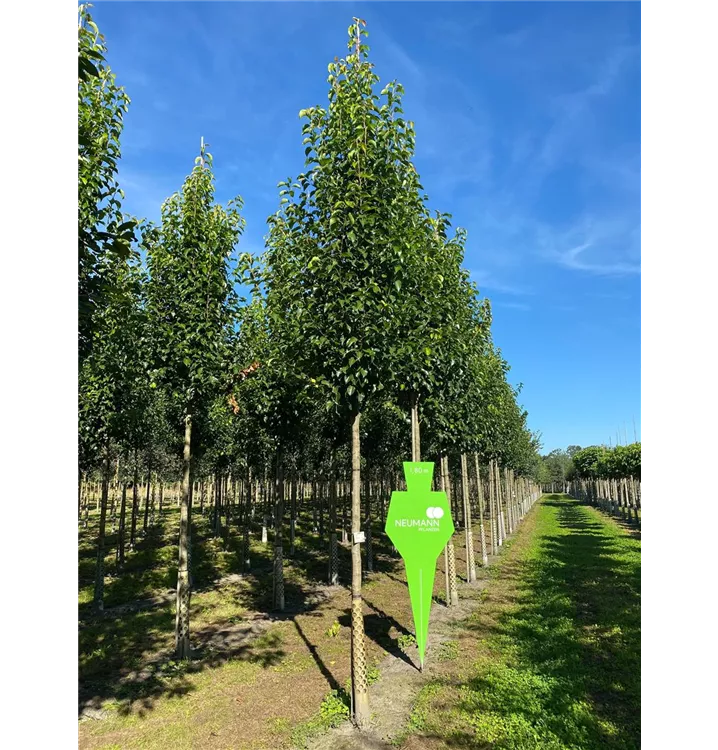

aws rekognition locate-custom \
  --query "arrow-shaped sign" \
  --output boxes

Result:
[385,462,455,669]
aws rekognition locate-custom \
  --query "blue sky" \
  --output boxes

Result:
[91,1,641,453]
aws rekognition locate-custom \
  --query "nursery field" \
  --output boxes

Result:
[79,497,509,750]
[79,493,639,750]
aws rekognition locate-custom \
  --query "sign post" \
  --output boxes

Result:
[385,462,455,670]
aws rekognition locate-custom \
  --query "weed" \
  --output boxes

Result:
[325,619,341,638]
[397,633,417,651]
[437,639,459,661]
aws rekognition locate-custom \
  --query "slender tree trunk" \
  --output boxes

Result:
[129,458,139,551]
[495,461,505,546]
[93,441,111,612]
[474,454,488,565]
[329,456,339,586]
[441,454,459,605]
[78,473,84,522]
[143,463,151,534]
[175,415,192,660]
[83,478,91,528]
[110,458,119,533]
[410,392,421,462]
[273,454,285,611]
[213,473,220,536]
[243,466,252,572]
[364,477,373,575]
[350,411,370,728]
[342,482,349,545]
[461,453,476,582]
[289,473,297,557]
[490,459,497,547]
[116,481,127,568]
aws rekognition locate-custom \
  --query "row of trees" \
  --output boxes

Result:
[538,444,642,535]
[538,443,641,486]
[78,8,542,727]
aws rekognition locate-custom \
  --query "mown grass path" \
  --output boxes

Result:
[401,494,640,750]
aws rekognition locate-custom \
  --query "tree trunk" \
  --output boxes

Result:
[410,392,421,462]
[474,454,488,565]
[461,453,476,582]
[289,473,297,557]
[441,454,459,606]
[364,478,372,575]
[243,466,252,572]
[116,481,127,569]
[273,455,285,611]
[143,463,151,534]
[129,455,139,551]
[93,442,111,612]
[350,411,370,728]
[213,473,221,536]
[488,459,495,554]
[329,456,339,586]
[175,414,192,660]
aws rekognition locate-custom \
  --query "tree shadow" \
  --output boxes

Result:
[78,503,454,722]
[341,597,418,670]
[458,495,640,749]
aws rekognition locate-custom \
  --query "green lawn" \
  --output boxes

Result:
[400,494,640,750]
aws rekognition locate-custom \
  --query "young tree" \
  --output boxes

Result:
[79,249,147,610]
[264,19,429,727]
[146,141,245,659]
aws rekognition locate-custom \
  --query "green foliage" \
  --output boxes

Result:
[145,141,245,423]
[437,639,459,661]
[79,244,149,469]
[265,20,440,419]
[290,688,351,748]
[571,444,640,480]
[325,619,341,638]
[539,449,574,485]
[78,4,136,363]
[397,632,417,651]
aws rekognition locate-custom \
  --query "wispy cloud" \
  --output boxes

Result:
[537,218,640,276]
[554,243,640,276]
[470,270,533,296]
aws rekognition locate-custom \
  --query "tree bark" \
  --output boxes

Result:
[441,454,459,606]
[93,441,111,612]
[474,454,489,566]
[116,480,127,569]
[461,453,476,582]
[410,392,421,462]
[350,410,370,728]
[329,455,339,586]
[143,462,151,534]
[273,454,285,611]
[175,414,192,660]
[129,454,139,551]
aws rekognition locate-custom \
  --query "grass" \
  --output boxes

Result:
[396,494,640,750]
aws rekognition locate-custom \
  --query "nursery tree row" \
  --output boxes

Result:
[78,7,542,728]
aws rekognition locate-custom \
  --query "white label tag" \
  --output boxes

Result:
[353,531,366,544]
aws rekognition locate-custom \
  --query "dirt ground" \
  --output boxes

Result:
[79,505,518,750]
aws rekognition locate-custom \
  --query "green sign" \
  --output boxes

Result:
[385,462,455,669]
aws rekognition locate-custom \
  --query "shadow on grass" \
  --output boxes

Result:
[456,494,640,749]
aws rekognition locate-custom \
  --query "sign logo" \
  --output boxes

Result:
[385,462,455,670]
